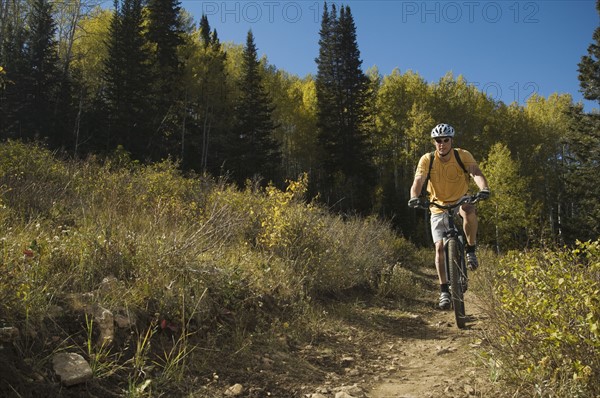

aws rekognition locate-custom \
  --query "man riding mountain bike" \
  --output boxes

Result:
[408,123,490,310]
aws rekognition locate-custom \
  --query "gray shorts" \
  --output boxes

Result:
[430,212,451,243]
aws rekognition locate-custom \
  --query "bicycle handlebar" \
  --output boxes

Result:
[417,194,483,211]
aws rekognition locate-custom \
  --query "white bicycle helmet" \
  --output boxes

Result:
[431,123,455,138]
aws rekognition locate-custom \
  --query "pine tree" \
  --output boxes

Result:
[231,30,280,185]
[102,0,153,159]
[27,0,61,141]
[315,3,375,213]
[146,0,183,73]
[199,14,211,48]
[0,0,61,141]
[146,0,185,158]
[560,106,600,242]
[0,2,29,138]
[201,20,228,175]
[315,2,338,172]
[578,0,600,104]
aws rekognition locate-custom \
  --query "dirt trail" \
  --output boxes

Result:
[199,264,499,398]
[366,286,494,398]
[332,260,499,398]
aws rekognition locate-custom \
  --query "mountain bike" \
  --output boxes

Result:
[418,194,484,329]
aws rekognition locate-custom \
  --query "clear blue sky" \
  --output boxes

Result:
[180,0,599,112]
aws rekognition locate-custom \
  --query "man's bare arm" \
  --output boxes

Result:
[410,175,427,198]
[468,164,489,191]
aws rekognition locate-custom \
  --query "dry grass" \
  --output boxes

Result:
[0,140,421,396]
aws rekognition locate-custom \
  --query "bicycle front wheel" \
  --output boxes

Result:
[448,238,466,328]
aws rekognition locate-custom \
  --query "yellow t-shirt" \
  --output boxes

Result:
[415,148,476,214]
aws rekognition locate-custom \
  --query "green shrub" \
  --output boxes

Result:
[0,140,73,222]
[486,241,600,397]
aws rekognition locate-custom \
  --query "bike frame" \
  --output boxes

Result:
[419,195,480,328]
[441,205,468,328]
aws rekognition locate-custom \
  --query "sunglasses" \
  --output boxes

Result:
[434,138,451,144]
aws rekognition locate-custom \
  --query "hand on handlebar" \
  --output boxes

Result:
[410,191,488,211]
[408,197,422,208]
[477,188,490,200]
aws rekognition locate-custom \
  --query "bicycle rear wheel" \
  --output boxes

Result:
[447,238,466,328]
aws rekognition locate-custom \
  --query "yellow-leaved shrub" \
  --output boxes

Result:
[486,241,600,397]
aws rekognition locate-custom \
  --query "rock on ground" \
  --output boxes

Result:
[52,352,93,387]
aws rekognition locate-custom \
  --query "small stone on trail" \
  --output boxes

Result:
[436,347,451,355]
[341,356,355,366]
[94,305,114,346]
[52,352,93,386]
[464,384,476,395]
[224,383,244,396]
[346,368,360,376]
[334,384,365,398]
